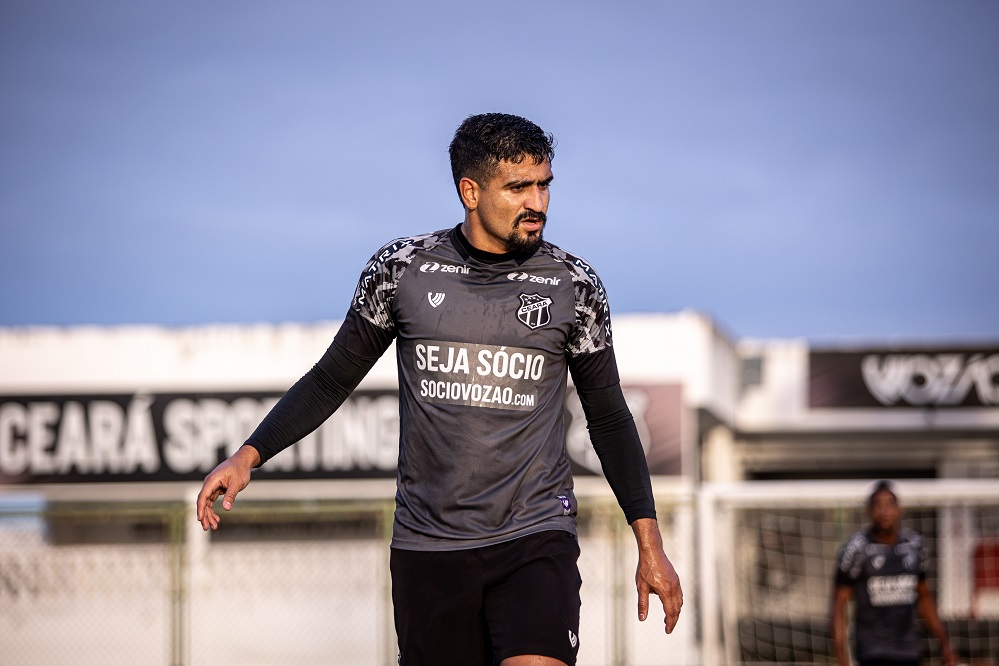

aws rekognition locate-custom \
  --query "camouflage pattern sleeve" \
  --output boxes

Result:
[548,246,613,357]
[351,233,438,331]
[836,531,866,585]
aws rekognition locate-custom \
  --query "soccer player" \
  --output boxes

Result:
[196,112,683,666]
[832,480,957,666]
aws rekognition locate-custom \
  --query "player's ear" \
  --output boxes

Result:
[459,177,479,210]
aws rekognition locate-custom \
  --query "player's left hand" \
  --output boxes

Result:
[632,517,683,633]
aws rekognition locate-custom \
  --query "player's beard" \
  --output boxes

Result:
[506,211,546,254]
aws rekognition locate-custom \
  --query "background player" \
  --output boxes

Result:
[832,480,957,666]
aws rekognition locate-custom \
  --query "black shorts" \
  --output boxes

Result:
[390,530,582,666]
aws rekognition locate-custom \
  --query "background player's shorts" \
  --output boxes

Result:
[391,530,582,666]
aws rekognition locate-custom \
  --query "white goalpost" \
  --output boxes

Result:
[698,479,999,666]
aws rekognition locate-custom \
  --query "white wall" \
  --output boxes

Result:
[0,322,397,393]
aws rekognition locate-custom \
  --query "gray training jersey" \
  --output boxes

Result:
[835,527,927,662]
[351,227,613,551]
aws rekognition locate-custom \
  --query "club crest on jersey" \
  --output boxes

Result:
[517,293,552,329]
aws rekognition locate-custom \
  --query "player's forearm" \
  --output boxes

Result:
[917,593,952,653]
[245,367,346,462]
[232,443,261,468]
[831,589,852,666]
[631,517,664,553]
[631,518,675,570]
[831,618,850,666]
[246,339,380,463]
[574,382,656,522]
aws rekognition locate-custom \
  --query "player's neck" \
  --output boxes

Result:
[453,224,528,264]
[870,526,899,544]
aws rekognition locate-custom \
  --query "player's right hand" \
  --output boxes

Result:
[632,517,683,633]
[196,444,260,531]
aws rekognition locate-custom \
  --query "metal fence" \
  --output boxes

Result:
[10,481,999,665]
[0,485,699,666]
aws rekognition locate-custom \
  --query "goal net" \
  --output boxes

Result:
[698,480,999,666]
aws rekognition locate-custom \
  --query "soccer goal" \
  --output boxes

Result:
[697,480,999,666]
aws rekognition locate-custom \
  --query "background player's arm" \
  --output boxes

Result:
[831,584,853,666]
[916,579,957,666]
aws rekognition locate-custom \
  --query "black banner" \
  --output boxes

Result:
[809,348,999,408]
[0,384,683,484]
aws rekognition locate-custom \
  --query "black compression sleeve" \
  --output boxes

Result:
[574,382,657,523]
[245,311,394,465]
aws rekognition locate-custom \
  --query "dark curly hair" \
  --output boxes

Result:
[448,113,556,195]
[867,479,898,507]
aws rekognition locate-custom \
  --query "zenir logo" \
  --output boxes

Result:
[507,271,560,286]
[421,262,469,274]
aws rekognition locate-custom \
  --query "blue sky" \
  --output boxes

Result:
[2,1,997,342]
